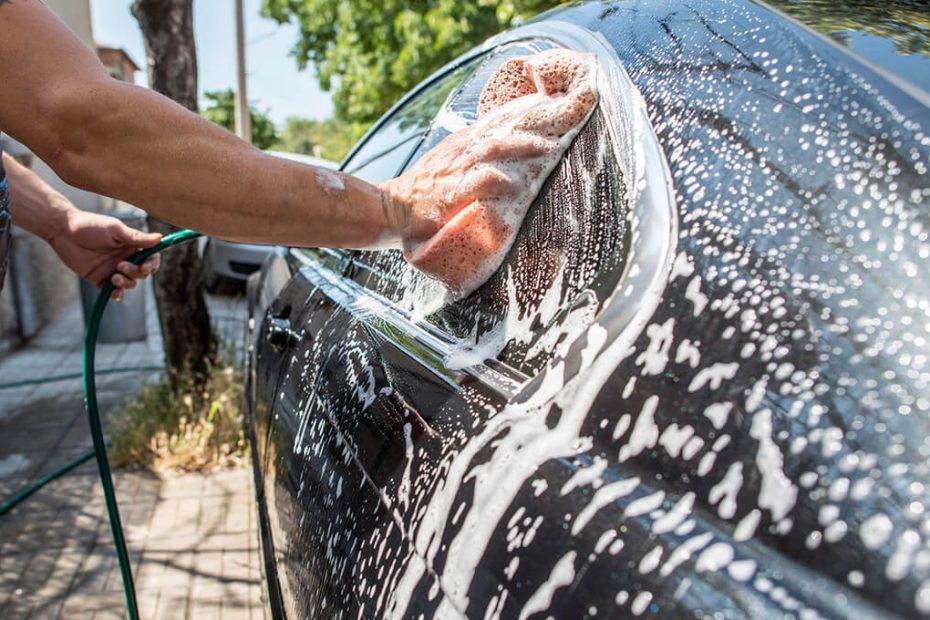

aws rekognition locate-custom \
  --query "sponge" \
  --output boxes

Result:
[405,49,599,296]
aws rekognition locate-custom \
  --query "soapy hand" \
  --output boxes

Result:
[381,49,598,295]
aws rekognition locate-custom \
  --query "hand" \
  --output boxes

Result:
[380,123,554,242]
[380,49,597,293]
[48,209,162,300]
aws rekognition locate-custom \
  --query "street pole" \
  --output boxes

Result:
[234,0,251,144]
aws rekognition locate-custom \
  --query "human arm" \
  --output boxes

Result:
[0,0,568,255]
[2,152,161,298]
[0,1,593,292]
[0,0,403,248]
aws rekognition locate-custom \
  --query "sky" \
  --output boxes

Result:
[89,0,335,127]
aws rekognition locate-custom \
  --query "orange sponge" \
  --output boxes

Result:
[405,49,598,295]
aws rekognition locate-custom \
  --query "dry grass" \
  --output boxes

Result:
[109,353,248,473]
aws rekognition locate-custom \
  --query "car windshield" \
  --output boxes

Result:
[340,60,484,184]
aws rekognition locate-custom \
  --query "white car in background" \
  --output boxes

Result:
[200,151,337,292]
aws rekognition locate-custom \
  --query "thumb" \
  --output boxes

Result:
[118,226,162,249]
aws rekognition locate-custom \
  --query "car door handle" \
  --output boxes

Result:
[266,316,301,351]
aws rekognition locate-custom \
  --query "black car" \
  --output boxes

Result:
[245,1,930,617]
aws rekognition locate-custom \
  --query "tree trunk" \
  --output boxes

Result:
[132,0,216,389]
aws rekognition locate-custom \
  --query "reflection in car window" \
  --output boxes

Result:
[340,59,484,184]
[351,41,632,377]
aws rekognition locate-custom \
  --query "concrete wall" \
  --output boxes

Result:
[0,279,19,355]
[44,0,95,49]
[0,0,97,346]
[7,231,79,340]
[0,140,83,342]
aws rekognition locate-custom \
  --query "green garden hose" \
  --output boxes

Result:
[0,228,204,618]
[0,364,164,516]
[0,449,95,516]
[0,366,163,391]
[0,228,205,618]
[82,228,201,619]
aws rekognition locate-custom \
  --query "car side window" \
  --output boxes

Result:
[296,57,485,267]
[351,40,632,377]
[340,58,485,184]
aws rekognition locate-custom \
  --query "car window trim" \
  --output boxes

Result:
[343,132,428,177]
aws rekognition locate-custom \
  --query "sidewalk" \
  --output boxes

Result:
[0,285,263,619]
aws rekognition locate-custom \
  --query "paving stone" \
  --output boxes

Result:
[0,296,260,619]
[0,397,81,433]
[60,590,125,616]
[150,587,190,619]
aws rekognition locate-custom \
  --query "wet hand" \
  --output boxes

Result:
[48,209,162,301]
[380,49,597,293]
[380,127,554,243]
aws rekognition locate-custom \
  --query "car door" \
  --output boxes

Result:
[256,52,495,618]
[255,33,657,618]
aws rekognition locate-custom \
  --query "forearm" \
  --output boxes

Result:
[54,80,399,248]
[0,0,399,249]
[2,152,163,292]
[1,152,71,243]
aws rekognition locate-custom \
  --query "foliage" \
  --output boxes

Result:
[109,350,247,473]
[260,0,570,124]
[201,89,281,150]
[276,116,368,162]
[764,0,930,57]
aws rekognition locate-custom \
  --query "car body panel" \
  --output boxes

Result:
[246,1,930,617]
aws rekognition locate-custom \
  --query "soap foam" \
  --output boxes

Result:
[316,168,346,193]
[406,49,600,297]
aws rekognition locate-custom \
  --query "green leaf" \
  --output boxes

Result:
[260,0,570,124]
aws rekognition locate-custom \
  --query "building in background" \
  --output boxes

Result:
[0,0,144,350]
[97,46,140,83]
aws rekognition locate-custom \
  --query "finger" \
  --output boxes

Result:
[516,85,596,137]
[475,135,551,162]
[117,254,160,276]
[478,57,535,118]
[118,255,160,279]
[110,289,124,302]
[144,254,160,274]
[449,168,514,216]
[467,167,513,198]
[551,86,598,134]
[87,261,119,289]
[115,261,148,281]
[111,273,137,290]
[118,226,162,249]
